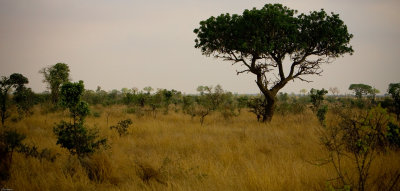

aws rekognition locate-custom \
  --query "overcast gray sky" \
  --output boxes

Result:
[0,0,399,94]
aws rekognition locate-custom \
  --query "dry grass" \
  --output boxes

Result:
[1,105,399,190]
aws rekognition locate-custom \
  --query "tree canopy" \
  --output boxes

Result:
[0,73,30,126]
[194,3,353,122]
[349,84,373,99]
[40,63,70,104]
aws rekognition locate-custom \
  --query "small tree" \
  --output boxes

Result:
[349,84,373,99]
[182,95,196,119]
[13,86,35,118]
[0,129,26,180]
[309,88,328,112]
[300,89,307,96]
[320,106,399,190]
[195,86,213,125]
[143,86,154,94]
[148,91,162,118]
[53,81,106,158]
[236,95,249,114]
[329,87,340,96]
[40,63,70,104]
[0,73,29,126]
[110,119,132,136]
[388,83,400,120]
[371,88,380,104]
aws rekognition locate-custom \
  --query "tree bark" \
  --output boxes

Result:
[262,94,276,122]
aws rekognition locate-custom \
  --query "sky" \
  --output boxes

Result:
[0,0,399,95]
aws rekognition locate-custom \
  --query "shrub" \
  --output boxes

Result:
[320,106,398,190]
[309,88,328,112]
[387,122,400,149]
[317,105,328,127]
[110,119,132,136]
[0,129,26,180]
[92,111,101,118]
[53,81,107,158]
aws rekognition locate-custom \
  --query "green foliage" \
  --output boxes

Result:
[182,95,196,118]
[18,145,58,162]
[110,119,133,136]
[275,94,306,116]
[92,111,101,118]
[236,95,249,114]
[54,121,106,157]
[194,4,353,122]
[387,122,400,149]
[54,81,106,158]
[248,96,267,122]
[0,129,26,180]
[388,83,400,119]
[148,91,163,118]
[317,105,328,127]
[60,81,90,122]
[219,92,238,120]
[309,88,328,112]
[143,86,153,94]
[349,84,373,99]
[0,73,30,126]
[1,129,26,153]
[40,63,70,104]
[13,86,35,117]
[320,106,397,190]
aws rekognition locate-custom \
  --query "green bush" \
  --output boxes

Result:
[54,81,107,158]
[110,119,132,136]
[317,105,328,127]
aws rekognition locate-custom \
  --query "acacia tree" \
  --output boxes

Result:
[329,87,340,96]
[348,84,373,99]
[194,4,353,122]
[40,63,70,104]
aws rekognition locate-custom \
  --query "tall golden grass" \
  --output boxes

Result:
[2,105,399,190]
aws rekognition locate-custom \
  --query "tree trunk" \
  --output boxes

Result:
[262,96,276,122]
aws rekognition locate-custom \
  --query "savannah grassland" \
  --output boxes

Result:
[3,104,400,191]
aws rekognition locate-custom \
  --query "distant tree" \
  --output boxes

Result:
[329,87,340,96]
[53,81,106,158]
[371,88,380,104]
[349,84,373,99]
[388,83,400,120]
[143,86,154,94]
[159,89,173,114]
[182,95,196,118]
[40,63,70,104]
[195,86,214,125]
[148,91,163,118]
[121,87,132,95]
[131,87,139,94]
[0,73,29,126]
[300,89,307,96]
[236,95,249,114]
[13,86,35,117]
[194,4,353,122]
